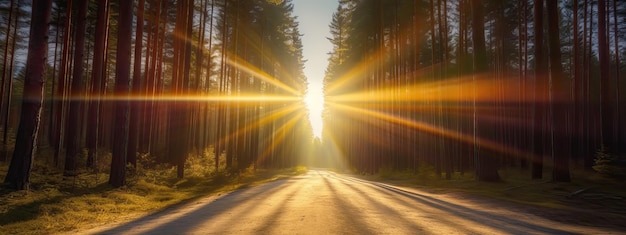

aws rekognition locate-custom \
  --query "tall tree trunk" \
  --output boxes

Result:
[547,0,570,182]
[471,0,500,182]
[598,0,615,154]
[63,0,89,176]
[53,0,73,167]
[109,0,133,188]
[86,0,110,169]
[532,0,546,179]
[0,0,15,147]
[2,0,19,150]
[127,0,145,168]
[614,0,624,155]
[3,0,52,190]
[613,0,626,155]
[169,0,193,179]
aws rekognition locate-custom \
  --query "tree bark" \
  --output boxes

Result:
[471,0,500,182]
[3,0,52,190]
[547,0,571,182]
[532,0,546,179]
[598,0,614,154]
[127,0,145,168]
[109,0,133,188]
[86,0,110,169]
[63,0,89,176]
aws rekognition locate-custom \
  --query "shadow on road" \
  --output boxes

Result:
[94,179,293,235]
[91,170,614,234]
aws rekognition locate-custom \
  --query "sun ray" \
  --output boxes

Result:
[212,102,304,149]
[225,53,302,96]
[328,73,551,104]
[56,93,301,103]
[256,111,306,166]
[327,102,534,160]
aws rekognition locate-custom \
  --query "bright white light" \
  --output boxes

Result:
[305,82,324,138]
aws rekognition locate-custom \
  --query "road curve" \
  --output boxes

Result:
[90,170,620,235]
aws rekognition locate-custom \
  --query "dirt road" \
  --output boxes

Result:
[89,170,621,234]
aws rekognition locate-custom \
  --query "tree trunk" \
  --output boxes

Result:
[3,0,52,190]
[86,0,110,169]
[598,0,614,154]
[109,0,133,188]
[0,0,15,148]
[127,0,145,168]
[63,0,89,176]
[546,0,570,182]
[532,0,546,179]
[471,0,500,182]
[53,0,73,167]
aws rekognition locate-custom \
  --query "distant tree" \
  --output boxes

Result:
[3,0,52,190]
[0,0,16,147]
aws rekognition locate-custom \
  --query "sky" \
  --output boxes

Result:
[292,0,338,138]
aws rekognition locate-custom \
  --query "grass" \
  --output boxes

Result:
[357,166,626,228]
[0,156,307,235]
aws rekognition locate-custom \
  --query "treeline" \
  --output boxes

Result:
[323,0,625,181]
[1,0,312,190]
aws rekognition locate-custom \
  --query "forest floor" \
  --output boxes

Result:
[355,167,626,230]
[0,154,307,235]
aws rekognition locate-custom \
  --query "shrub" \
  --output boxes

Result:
[593,147,626,179]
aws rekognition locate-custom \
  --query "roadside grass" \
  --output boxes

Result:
[360,165,626,227]
[0,155,307,235]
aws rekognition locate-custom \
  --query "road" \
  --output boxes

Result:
[90,170,620,235]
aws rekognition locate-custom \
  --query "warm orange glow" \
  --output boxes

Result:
[329,74,550,104]
[57,94,301,103]
[256,111,307,165]
[225,53,302,96]
[326,101,532,160]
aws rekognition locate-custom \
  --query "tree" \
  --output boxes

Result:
[532,0,546,179]
[52,0,73,167]
[127,0,145,168]
[471,0,500,182]
[3,0,53,190]
[598,0,615,154]
[546,0,570,182]
[109,0,133,188]
[63,0,89,176]
[0,0,16,148]
[86,0,110,169]
[169,0,194,178]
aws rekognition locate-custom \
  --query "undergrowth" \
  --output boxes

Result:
[0,150,307,235]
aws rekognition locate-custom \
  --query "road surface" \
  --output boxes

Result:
[89,170,620,234]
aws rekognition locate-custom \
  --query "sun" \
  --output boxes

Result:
[305,82,324,139]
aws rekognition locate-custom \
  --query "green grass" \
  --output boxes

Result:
[0,159,307,235]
